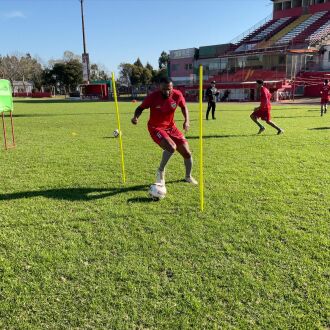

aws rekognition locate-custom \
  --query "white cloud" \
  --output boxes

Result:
[4,11,26,19]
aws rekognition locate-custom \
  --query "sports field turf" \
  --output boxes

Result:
[0,99,329,329]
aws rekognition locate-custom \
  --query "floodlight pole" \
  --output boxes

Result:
[80,0,87,54]
[80,0,90,83]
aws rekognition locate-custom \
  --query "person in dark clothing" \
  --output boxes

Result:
[205,81,219,120]
[221,89,230,102]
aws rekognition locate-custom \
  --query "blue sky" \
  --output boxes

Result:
[0,0,273,74]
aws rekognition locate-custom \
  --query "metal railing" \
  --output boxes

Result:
[229,13,273,45]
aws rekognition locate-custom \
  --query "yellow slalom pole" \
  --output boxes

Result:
[199,65,204,211]
[111,72,126,183]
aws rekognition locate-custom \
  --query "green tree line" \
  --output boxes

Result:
[0,50,169,93]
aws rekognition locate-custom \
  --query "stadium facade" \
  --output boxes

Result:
[169,0,330,101]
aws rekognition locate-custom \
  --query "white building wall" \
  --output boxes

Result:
[320,45,330,70]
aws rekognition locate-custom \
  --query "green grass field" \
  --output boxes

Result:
[1,99,329,329]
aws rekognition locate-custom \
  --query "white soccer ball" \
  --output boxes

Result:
[113,129,120,138]
[149,183,167,200]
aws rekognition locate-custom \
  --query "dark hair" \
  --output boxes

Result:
[159,76,172,84]
[325,79,329,84]
[256,79,264,85]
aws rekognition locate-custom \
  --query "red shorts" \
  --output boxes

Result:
[148,125,187,146]
[321,98,329,105]
[253,108,271,121]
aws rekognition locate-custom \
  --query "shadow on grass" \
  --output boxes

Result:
[13,112,111,118]
[127,197,155,203]
[0,185,147,201]
[186,134,257,139]
[273,115,316,119]
[0,180,183,202]
[14,99,110,104]
[308,127,330,131]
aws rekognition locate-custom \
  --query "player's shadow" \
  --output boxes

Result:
[273,115,316,118]
[126,179,183,204]
[186,134,253,139]
[0,180,184,203]
[127,197,155,203]
[13,112,110,118]
[0,185,148,202]
[14,99,108,104]
[308,127,330,130]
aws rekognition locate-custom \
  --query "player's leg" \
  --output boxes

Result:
[250,113,265,134]
[266,120,284,134]
[212,102,216,119]
[176,143,197,184]
[321,103,324,116]
[206,102,211,120]
[149,128,176,185]
[155,137,177,185]
[169,126,197,184]
[325,101,328,114]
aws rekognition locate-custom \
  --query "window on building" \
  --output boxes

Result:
[184,63,193,70]
[293,0,303,8]
[209,62,220,71]
[283,1,292,9]
[274,2,282,11]
[172,64,179,71]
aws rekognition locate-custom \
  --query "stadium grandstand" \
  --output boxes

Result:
[169,0,330,101]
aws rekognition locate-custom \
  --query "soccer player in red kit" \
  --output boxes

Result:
[250,80,284,135]
[131,77,197,187]
[320,79,329,116]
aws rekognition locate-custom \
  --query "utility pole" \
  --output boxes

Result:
[80,0,90,83]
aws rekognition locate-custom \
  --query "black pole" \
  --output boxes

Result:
[80,0,87,54]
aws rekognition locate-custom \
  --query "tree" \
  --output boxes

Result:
[90,63,110,81]
[146,62,153,71]
[118,63,133,86]
[152,68,168,83]
[130,65,144,85]
[0,53,43,88]
[142,67,153,85]
[63,51,81,62]
[0,55,20,82]
[63,60,83,92]
[45,60,83,94]
[134,58,143,68]
[158,51,169,69]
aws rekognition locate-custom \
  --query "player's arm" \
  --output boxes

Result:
[131,106,145,125]
[180,105,190,131]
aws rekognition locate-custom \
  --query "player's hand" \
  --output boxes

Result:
[131,117,138,125]
[183,120,190,132]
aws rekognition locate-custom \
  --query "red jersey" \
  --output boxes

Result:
[260,86,272,111]
[140,89,186,129]
[320,84,330,101]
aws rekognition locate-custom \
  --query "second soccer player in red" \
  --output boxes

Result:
[131,77,198,187]
[250,80,284,135]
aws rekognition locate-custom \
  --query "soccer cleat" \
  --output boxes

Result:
[185,176,198,185]
[277,129,284,135]
[156,169,165,186]
[257,127,265,134]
